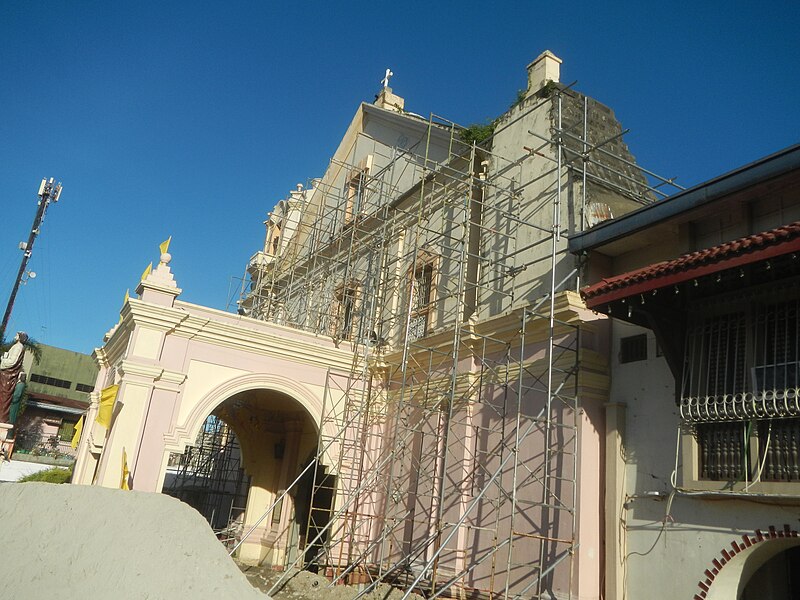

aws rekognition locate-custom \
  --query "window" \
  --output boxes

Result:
[619,334,647,363]
[266,200,287,257]
[346,172,366,223]
[752,299,799,393]
[75,383,94,393]
[29,374,71,389]
[334,283,360,341]
[57,419,79,442]
[344,156,372,224]
[694,418,800,483]
[681,293,800,485]
[697,421,748,481]
[271,224,281,255]
[758,418,800,482]
[409,255,436,341]
[681,297,800,418]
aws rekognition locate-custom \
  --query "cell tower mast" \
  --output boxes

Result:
[1,178,63,337]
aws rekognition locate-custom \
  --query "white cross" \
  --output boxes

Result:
[381,68,393,89]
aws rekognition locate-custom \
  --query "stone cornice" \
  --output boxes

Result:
[118,359,165,382]
[96,296,356,395]
[127,299,188,331]
[382,291,587,363]
[93,347,109,370]
[135,279,183,298]
[157,370,187,386]
[117,359,187,392]
[102,317,134,365]
[128,298,353,371]
[170,302,354,372]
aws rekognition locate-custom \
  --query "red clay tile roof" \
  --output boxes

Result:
[581,221,800,307]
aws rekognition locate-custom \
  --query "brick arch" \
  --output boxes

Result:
[696,525,800,600]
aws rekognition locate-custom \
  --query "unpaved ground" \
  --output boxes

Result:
[240,565,424,600]
[0,480,422,600]
[0,482,267,600]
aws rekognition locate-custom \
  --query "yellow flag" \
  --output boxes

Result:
[70,416,84,450]
[121,448,130,490]
[159,236,172,255]
[96,384,119,429]
[141,262,153,281]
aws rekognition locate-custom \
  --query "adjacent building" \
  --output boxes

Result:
[13,343,97,461]
[570,144,800,599]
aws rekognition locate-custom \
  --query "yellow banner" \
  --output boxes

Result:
[96,384,119,429]
[70,416,84,450]
[121,448,130,490]
[159,236,171,255]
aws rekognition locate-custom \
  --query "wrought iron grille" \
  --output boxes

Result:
[680,298,800,422]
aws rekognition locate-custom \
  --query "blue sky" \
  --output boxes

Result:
[1,1,798,353]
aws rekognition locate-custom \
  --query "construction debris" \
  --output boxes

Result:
[240,566,424,600]
[0,482,267,600]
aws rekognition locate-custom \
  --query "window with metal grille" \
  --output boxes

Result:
[619,334,647,364]
[752,299,799,393]
[683,311,747,401]
[683,295,800,484]
[680,297,800,422]
[409,261,435,341]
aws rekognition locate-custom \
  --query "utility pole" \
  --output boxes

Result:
[1,178,62,338]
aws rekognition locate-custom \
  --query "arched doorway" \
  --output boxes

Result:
[162,387,332,567]
[741,543,800,599]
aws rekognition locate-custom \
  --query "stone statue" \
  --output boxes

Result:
[9,370,26,426]
[0,332,28,423]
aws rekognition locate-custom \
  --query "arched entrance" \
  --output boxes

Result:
[700,527,800,600]
[163,386,332,566]
[741,541,800,599]
[71,263,353,569]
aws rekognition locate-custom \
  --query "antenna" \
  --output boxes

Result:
[1,178,63,337]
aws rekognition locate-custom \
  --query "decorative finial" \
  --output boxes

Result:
[381,68,393,89]
[158,236,172,265]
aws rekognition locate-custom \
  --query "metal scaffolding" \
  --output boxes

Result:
[163,415,250,540]
[236,85,682,599]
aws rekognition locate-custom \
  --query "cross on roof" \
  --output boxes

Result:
[381,68,393,89]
